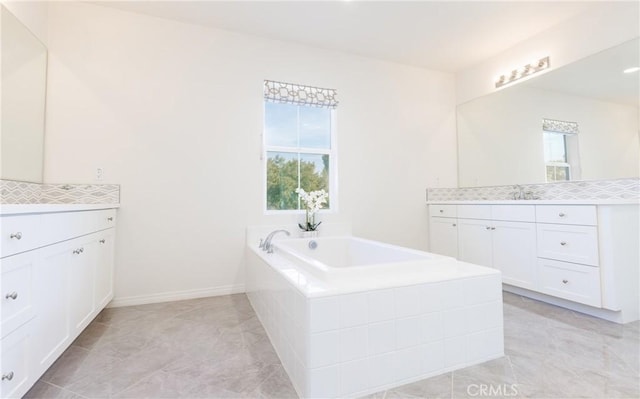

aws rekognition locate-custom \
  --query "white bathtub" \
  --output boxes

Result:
[273,236,457,283]
[246,231,504,398]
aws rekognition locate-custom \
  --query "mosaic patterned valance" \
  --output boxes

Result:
[264,80,338,109]
[542,118,579,134]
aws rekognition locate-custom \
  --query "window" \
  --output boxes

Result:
[263,81,337,211]
[543,132,571,181]
[542,118,581,183]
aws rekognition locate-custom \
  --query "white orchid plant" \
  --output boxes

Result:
[295,188,328,231]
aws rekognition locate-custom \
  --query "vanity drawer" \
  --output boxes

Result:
[536,205,597,226]
[0,215,42,258]
[0,325,32,399]
[537,258,601,307]
[491,205,535,222]
[429,204,457,218]
[41,209,117,244]
[1,252,35,338]
[457,205,491,220]
[537,224,599,266]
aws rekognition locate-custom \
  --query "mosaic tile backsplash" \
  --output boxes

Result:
[1,180,120,204]
[427,178,640,201]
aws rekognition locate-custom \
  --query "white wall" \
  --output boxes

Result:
[456,2,639,105]
[0,0,47,45]
[457,86,639,187]
[43,2,457,304]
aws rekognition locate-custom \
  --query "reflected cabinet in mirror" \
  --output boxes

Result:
[457,38,639,187]
[1,5,47,183]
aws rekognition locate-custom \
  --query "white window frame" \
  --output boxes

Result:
[262,103,338,214]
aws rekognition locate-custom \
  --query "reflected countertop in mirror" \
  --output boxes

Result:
[457,38,639,188]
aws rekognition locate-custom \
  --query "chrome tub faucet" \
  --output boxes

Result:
[260,229,290,253]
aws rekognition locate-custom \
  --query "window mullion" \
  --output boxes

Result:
[265,146,300,153]
[297,147,331,155]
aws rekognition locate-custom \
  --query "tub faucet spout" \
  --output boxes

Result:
[262,229,290,253]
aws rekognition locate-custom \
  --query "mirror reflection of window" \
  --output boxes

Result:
[543,131,581,182]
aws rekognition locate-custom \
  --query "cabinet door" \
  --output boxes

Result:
[492,221,537,290]
[95,229,115,309]
[68,237,98,335]
[0,325,32,399]
[1,252,35,338]
[429,217,458,258]
[31,241,72,376]
[457,219,492,267]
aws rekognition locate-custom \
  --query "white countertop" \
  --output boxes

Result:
[427,199,639,205]
[0,203,120,215]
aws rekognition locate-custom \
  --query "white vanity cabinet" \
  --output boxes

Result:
[428,205,458,257]
[428,201,640,323]
[0,207,117,398]
[455,205,537,291]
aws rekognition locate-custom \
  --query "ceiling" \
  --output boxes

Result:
[93,1,602,73]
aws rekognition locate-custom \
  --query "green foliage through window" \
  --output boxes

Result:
[266,153,329,210]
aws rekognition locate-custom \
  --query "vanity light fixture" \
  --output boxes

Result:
[495,56,550,88]
[623,66,640,74]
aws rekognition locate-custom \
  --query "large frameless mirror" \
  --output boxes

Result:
[1,5,47,183]
[457,38,639,187]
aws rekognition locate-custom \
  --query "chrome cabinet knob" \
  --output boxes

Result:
[73,248,84,255]
[486,226,491,230]
[560,241,567,246]
[107,217,114,221]
[5,292,18,300]
[2,371,14,381]
[490,227,496,230]
[558,212,566,217]
[452,223,457,227]
[439,209,444,213]
[99,239,106,244]
[562,279,569,284]
[9,232,22,240]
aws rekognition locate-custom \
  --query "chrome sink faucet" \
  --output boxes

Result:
[511,185,538,200]
[260,229,290,253]
[511,185,524,200]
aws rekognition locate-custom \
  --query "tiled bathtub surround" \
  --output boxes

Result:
[0,179,120,204]
[427,178,640,202]
[246,246,504,398]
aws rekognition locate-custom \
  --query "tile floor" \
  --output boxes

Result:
[25,292,639,399]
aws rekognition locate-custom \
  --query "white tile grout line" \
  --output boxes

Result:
[450,370,454,399]
[505,355,518,386]
[44,380,91,399]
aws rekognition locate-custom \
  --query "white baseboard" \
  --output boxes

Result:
[107,284,245,308]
